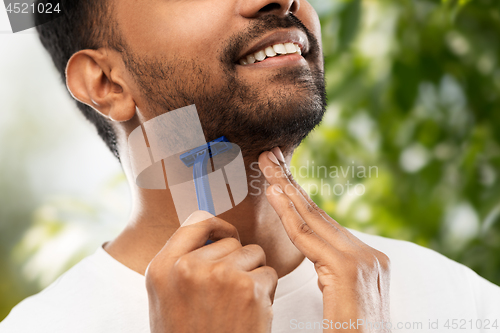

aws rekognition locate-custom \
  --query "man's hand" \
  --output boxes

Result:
[259,148,391,332]
[146,211,278,333]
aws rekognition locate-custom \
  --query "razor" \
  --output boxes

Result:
[180,136,231,216]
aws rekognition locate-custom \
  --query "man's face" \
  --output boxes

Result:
[115,0,326,158]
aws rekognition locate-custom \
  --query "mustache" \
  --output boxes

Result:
[220,13,320,66]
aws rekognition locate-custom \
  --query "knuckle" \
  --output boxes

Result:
[227,222,239,236]
[236,276,257,301]
[359,252,389,276]
[284,167,294,180]
[209,262,231,284]
[329,224,341,235]
[368,255,380,271]
[172,256,195,280]
[265,264,278,276]
[238,246,254,260]
[359,252,379,271]
[205,217,221,231]
[266,185,277,196]
[376,251,391,271]
[305,203,316,214]
[243,244,266,259]
[145,260,162,286]
[309,200,320,211]
[239,276,256,290]
[263,266,279,285]
[340,250,391,281]
[298,221,314,236]
[341,253,371,278]
[222,237,242,250]
[304,201,326,219]
[205,216,225,228]
[206,218,239,240]
[288,220,314,244]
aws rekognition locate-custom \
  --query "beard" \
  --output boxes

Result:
[121,14,327,159]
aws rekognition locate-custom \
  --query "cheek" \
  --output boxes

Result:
[297,2,323,50]
[117,1,232,64]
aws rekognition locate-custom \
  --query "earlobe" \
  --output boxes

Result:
[108,95,137,122]
[66,49,136,122]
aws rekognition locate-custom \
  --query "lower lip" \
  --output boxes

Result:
[238,53,307,69]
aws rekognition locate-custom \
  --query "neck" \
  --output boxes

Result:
[104,156,304,278]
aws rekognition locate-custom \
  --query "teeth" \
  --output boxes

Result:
[239,43,302,65]
[265,46,277,57]
[273,44,287,55]
[295,44,301,55]
[255,50,266,61]
[285,43,296,53]
[246,54,256,64]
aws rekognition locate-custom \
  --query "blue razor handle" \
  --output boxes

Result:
[191,148,215,215]
[180,136,231,244]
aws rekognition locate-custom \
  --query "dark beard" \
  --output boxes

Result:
[122,14,327,159]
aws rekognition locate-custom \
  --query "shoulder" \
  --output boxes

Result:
[347,228,500,318]
[347,228,462,271]
[0,247,149,333]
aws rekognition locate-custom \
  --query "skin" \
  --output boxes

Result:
[65,0,391,331]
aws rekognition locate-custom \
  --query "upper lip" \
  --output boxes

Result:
[236,29,310,63]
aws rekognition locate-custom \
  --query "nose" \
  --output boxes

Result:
[239,0,300,19]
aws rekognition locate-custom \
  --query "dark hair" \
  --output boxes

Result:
[35,0,124,160]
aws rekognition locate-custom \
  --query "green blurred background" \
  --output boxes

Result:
[1,0,500,322]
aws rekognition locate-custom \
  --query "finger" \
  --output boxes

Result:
[157,211,240,262]
[265,183,340,265]
[221,244,267,272]
[259,151,353,249]
[275,150,331,220]
[276,158,369,249]
[187,237,242,261]
[259,150,323,220]
[247,266,279,304]
[274,148,372,247]
[262,148,369,249]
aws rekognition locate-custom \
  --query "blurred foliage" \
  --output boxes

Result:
[0,107,42,323]
[1,0,500,323]
[0,106,128,321]
[295,0,500,286]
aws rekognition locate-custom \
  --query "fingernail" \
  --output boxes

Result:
[274,184,283,194]
[181,210,214,227]
[267,151,280,165]
[271,147,286,164]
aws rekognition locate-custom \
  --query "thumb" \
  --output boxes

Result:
[181,210,215,227]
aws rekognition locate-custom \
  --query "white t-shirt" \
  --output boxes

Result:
[1,229,499,333]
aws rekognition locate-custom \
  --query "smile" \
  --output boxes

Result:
[239,43,302,66]
[235,29,309,67]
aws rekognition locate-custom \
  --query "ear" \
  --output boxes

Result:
[66,49,136,122]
